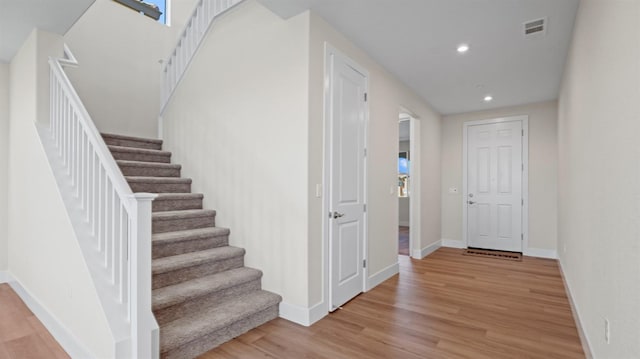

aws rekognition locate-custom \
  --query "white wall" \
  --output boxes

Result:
[441,100,558,255]
[308,13,441,305]
[64,0,197,138]
[0,63,9,271]
[7,30,115,358]
[162,1,311,307]
[557,0,640,356]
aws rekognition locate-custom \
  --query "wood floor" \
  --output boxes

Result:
[204,248,584,359]
[398,226,410,256]
[0,284,69,359]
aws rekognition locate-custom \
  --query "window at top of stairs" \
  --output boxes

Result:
[113,0,168,24]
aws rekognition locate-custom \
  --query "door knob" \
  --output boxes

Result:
[332,211,345,219]
[468,201,476,205]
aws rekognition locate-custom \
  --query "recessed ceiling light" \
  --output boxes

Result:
[457,44,470,53]
[484,95,493,102]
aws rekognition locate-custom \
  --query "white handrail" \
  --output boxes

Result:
[47,47,158,358]
[160,0,244,114]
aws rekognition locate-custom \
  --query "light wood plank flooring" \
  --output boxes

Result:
[0,284,69,359]
[204,248,584,358]
[398,226,410,256]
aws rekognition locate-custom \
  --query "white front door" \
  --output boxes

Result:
[326,47,367,310]
[466,119,524,252]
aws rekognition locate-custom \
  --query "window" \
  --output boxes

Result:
[398,152,409,197]
[113,0,168,24]
[145,0,167,24]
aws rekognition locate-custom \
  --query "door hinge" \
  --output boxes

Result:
[522,129,524,136]
[364,148,367,157]
[363,204,367,212]
[363,259,367,268]
[521,233,524,240]
[522,198,524,206]
[522,163,524,171]
[364,93,368,102]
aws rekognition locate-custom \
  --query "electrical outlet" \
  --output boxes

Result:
[604,318,610,344]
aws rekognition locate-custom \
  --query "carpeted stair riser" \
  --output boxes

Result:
[108,146,171,163]
[102,133,163,150]
[162,305,279,359]
[152,210,216,234]
[153,256,244,289]
[153,232,228,259]
[154,279,262,325]
[118,161,181,177]
[153,195,203,212]
[127,178,191,193]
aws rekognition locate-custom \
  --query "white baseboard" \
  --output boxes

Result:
[412,241,441,259]
[0,270,11,284]
[366,262,399,291]
[399,221,410,227]
[279,301,326,327]
[524,247,558,259]
[558,260,593,358]
[441,238,466,249]
[5,275,92,358]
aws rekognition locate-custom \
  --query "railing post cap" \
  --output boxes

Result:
[131,193,158,201]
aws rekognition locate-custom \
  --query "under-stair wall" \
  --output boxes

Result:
[161,0,312,311]
[6,30,115,358]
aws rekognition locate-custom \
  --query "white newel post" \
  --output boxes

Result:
[129,193,159,359]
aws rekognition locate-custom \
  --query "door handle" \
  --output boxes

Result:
[332,211,345,219]
[468,201,476,205]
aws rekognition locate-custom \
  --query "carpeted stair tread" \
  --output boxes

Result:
[108,145,171,163]
[126,176,192,193]
[155,193,204,201]
[153,227,229,244]
[160,290,281,354]
[126,176,192,183]
[102,133,163,150]
[152,267,262,311]
[153,209,216,221]
[152,226,229,258]
[153,193,204,212]
[117,160,181,177]
[152,246,245,275]
[152,209,216,233]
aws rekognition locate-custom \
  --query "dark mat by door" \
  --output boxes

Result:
[463,248,523,261]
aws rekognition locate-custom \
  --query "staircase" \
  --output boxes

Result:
[102,133,281,359]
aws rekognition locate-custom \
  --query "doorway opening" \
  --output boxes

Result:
[398,113,420,258]
[398,117,411,255]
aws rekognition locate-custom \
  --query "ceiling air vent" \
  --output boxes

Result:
[524,18,546,36]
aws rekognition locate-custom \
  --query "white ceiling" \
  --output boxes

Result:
[259,0,580,115]
[0,0,95,63]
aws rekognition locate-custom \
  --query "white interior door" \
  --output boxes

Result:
[327,47,367,310]
[466,120,523,252]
